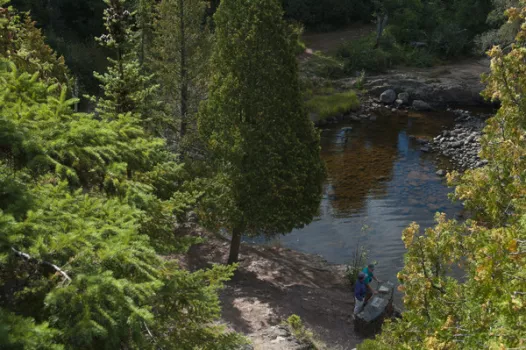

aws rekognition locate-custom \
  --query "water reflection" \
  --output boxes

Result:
[279,110,463,303]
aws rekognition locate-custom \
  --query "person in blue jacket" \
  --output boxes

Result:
[354,272,367,315]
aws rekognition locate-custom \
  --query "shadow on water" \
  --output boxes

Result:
[256,109,466,304]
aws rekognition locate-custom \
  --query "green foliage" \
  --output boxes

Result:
[286,314,326,349]
[0,309,62,350]
[336,34,400,73]
[92,0,160,129]
[345,245,368,287]
[0,4,69,86]
[281,0,375,30]
[361,4,526,348]
[151,0,211,151]
[0,3,244,348]
[305,90,360,120]
[300,51,346,79]
[10,0,107,95]
[384,0,493,57]
[336,33,436,74]
[198,0,325,262]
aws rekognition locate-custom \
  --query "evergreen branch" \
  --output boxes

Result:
[11,247,72,284]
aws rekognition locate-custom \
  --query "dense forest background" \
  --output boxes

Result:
[10,0,521,97]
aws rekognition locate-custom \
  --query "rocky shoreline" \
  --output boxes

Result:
[428,108,490,170]
[312,87,493,173]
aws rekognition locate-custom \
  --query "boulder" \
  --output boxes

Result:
[380,89,397,104]
[397,92,410,104]
[436,169,446,177]
[412,100,432,111]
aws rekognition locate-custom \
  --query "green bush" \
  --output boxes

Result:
[305,90,360,120]
[285,314,327,349]
[345,245,368,286]
[337,39,392,73]
[336,32,440,73]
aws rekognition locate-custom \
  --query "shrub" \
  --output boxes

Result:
[337,35,403,74]
[285,314,327,349]
[346,245,368,286]
[305,90,360,120]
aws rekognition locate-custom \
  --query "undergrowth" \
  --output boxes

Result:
[286,314,326,350]
[305,90,360,120]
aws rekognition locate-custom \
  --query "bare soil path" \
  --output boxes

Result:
[184,234,363,349]
[302,24,375,54]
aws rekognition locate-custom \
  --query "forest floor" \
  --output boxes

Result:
[182,232,363,349]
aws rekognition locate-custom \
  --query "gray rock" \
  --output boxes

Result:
[397,92,410,104]
[380,89,397,104]
[436,169,446,177]
[420,147,430,152]
[412,100,432,111]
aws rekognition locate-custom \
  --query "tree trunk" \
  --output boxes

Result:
[227,226,242,265]
[179,0,188,142]
[374,13,389,49]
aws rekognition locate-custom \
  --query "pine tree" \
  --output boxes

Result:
[152,0,211,153]
[198,0,325,264]
[93,0,159,130]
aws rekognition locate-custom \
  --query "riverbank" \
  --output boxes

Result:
[181,231,363,349]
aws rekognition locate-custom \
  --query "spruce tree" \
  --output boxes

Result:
[1,3,245,348]
[93,0,159,130]
[152,0,211,153]
[198,0,325,264]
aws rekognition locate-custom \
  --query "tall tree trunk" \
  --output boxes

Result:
[227,226,242,265]
[179,0,188,141]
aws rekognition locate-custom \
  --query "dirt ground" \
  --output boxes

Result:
[184,234,364,349]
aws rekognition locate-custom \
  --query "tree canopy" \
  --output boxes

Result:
[198,0,325,263]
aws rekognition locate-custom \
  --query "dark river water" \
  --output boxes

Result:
[253,109,466,303]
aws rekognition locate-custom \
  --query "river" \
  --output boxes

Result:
[254,109,466,303]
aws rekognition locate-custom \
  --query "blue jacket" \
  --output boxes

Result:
[354,280,366,301]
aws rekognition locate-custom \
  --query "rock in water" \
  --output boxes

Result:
[397,92,410,105]
[380,89,397,104]
[436,169,446,177]
[412,100,432,111]
[354,281,395,336]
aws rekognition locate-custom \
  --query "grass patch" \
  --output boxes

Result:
[305,90,360,120]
